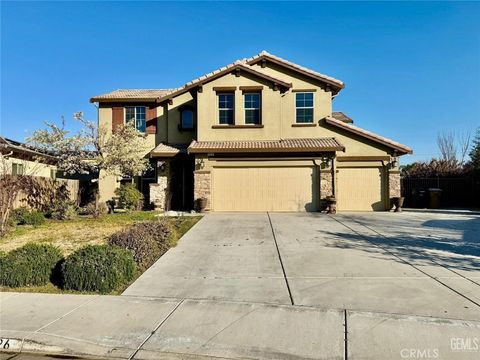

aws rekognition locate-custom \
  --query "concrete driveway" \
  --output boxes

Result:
[2,212,480,360]
[124,211,480,321]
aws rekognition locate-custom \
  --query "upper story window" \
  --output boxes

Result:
[218,93,234,125]
[180,109,194,130]
[295,92,314,123]
[125,106,146,132]
[12,163,25,176]
[244,93,261,125]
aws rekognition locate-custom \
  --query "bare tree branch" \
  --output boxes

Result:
[458,130,471,165]
[437,131,457,162]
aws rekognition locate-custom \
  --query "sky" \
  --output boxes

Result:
[1,1,479,164]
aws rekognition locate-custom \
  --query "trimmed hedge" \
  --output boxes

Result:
[62,245,136,293]
[108,220,173,271]
[0,243,62,287]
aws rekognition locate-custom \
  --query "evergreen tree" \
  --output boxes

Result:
[469,128,480,171]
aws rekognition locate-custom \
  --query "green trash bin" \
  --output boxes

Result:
[428,188,442,209]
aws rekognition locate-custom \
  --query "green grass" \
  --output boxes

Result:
[0,212,201,295]
[0,211,163,255]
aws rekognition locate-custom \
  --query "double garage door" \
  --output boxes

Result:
[211,164,386,212]
[212,165,318,212]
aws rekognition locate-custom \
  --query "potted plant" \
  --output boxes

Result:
[196,197,208,213]
[326,196,337,214]
[392,196,405,212]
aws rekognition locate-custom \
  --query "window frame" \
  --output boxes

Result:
[244,92,261,125]
[180,108,194,130]
[295,92,314,124]
[218,93,235,125]
[12,163,25,176]
[125,106,146,133]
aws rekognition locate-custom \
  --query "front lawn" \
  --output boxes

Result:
[0,212,201,294]
[0,212,198,255]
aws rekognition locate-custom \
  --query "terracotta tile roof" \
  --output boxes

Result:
[325,116,413,154]
[246,51,344,89]
[90,89,177,102]
[91,51,344,102]
[188,138,344,154]
[150,143,188,157]
[332,111,353,124]
[0,136,57,160]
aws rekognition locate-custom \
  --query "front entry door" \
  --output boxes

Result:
[170,155,194,211]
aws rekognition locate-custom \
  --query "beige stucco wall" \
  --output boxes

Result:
[195,65,393,158]
[1,156,57,178]
[96,62,405,206]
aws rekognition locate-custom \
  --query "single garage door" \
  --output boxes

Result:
[337,167,386,211]
[212,166,318,211]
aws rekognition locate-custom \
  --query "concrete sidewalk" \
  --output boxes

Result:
[1,292,480,360]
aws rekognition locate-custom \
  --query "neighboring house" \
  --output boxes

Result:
[0,136,58,179]
[91,51,412,212]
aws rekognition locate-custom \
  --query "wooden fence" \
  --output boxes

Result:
[13,177,80,209]
[401,175,480,208]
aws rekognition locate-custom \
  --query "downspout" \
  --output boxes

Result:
[331,155,336,198]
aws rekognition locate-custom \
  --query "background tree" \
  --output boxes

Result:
[469,128,480,171]
[437,131,457,162]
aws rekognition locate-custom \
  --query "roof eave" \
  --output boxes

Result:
[90,97,161,103]
[157,64,292,104]
[325,117,413,155]
[247,55,345,91]
[188,147,344,154]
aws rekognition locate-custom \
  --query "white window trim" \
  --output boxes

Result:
[124,106,146,132]
[295,92,315,123]
[218,93,235,125]
[244,92,261,125]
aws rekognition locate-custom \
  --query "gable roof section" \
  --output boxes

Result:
[188,138,344,154]
[324,116,413,155]
[150,143,183,157]
[246,51,344,92]
[90,51,344,103]
[90,61,292,103]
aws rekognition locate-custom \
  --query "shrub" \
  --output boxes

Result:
[51,202,78,220]
[9,208,45,226]
[22,178,71,216]
[9,207,30,225]
[0,243,62,287]
[115,184,144,211]
[62,245,136,293]
[108,220,173,271]
[21,210,45,226]
[84,201,108,218]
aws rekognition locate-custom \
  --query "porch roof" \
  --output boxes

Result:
[150,143,187,158]
[188,138,345,154]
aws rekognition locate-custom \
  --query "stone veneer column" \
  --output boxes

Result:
[149,160,170,210]
[388,171,401,198]
[194,171,211,211]
[319,169,333,211]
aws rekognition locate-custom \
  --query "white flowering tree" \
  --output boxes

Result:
[28,113,150,178]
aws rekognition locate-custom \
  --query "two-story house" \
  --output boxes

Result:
[91,51,412,212]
